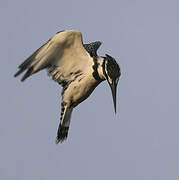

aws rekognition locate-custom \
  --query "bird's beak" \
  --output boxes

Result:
[108,80,117,113]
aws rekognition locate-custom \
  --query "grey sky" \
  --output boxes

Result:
[1,0,179,179]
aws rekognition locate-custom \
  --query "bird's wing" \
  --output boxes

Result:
[14,30,92,81]
[83,41,102,57]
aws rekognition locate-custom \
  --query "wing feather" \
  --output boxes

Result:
[14,30,90,81]
[14,39,51,78]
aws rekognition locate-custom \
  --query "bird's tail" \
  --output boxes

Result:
[56,104,73,144]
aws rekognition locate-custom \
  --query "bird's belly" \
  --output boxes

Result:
[73,82,99,107]
[63,77,100,107]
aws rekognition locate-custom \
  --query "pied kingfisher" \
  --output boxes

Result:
[14,30,121,143]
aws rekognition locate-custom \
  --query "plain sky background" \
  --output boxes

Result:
[1,0,179,179]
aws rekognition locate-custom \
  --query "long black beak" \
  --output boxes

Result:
[109,80,117,113]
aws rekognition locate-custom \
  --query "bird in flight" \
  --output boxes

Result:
[14,30,121,143]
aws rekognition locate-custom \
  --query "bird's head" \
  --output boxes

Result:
[103,54,121,113]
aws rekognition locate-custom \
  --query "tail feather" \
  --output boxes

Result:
[56,126,69,144]
[56,104,73,144]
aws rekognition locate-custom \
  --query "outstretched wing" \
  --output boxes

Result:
[14,30,91,81]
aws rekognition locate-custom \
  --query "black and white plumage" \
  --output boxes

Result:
[14,30,121,143]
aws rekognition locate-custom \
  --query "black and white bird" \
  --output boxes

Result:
[14,30,121,143]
